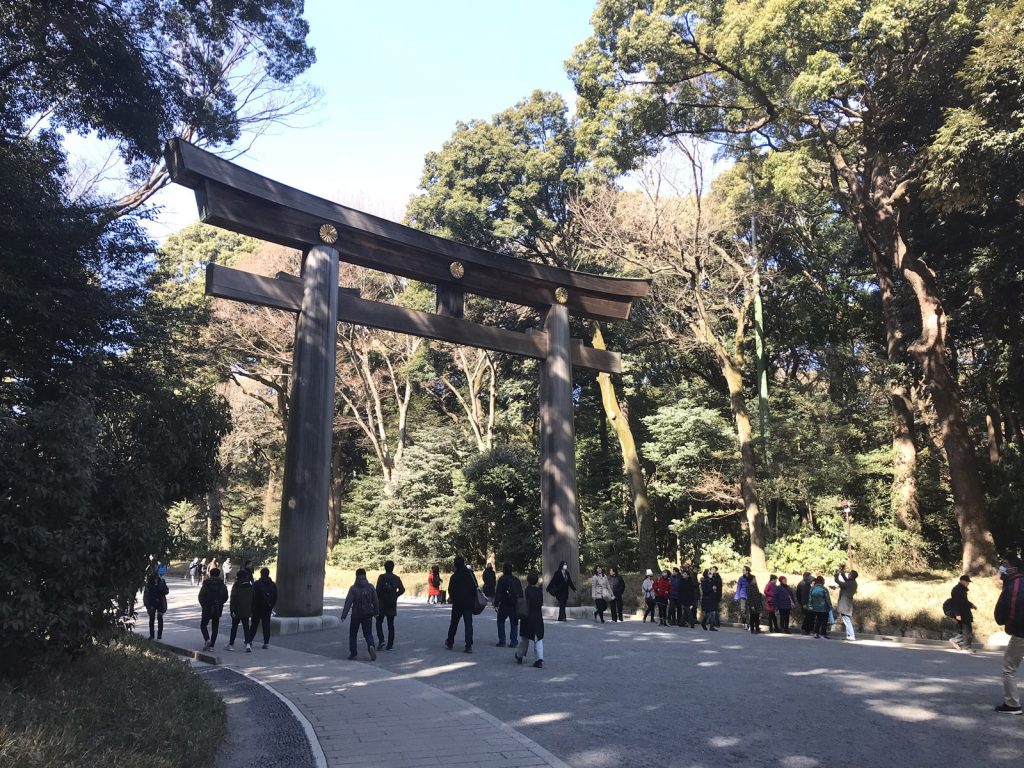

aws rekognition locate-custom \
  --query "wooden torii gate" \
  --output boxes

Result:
[166,139,650,617]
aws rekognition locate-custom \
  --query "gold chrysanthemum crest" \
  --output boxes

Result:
[449,261,465,279]
[318,224,339,244]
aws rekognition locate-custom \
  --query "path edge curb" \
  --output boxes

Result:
[229,666,329,768]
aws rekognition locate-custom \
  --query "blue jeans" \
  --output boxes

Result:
[497,606,518,645]
[349,615,374,655]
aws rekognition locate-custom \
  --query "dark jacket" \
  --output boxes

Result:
[341,574,379,620]
[710,572,723,602]
[376,572,406,617]
[520,584,545,641]
[546,568,576,602]
[448,566,477,610]
[746,582,764,614]
[796,576,813,608]
[198,576,228,619]
[949,582,976,624]
[230,579,254,620]
[143,577,169,613]
[670,574,684,599]
[700,576,717,610]
[495,572,524,610]
[774,583,795,611]
[482,567,497,599]
[252,575,278,613]
[610,574,626,598]
[995,572,1024,638]
[678,574,695,604]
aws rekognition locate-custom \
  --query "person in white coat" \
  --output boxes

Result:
[591,566,613,623]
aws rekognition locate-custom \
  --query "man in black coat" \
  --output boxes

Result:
[995,555,1024,714]
[546,560,576,621]
[375,560,406,651]
[494,561,524,647]
[795,571,814,635]
[445,555,477,652]
[710,566,724,627]
[198,567,229,651]
[249,567,278,649]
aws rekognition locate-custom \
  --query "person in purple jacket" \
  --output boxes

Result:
[734,565,750,621]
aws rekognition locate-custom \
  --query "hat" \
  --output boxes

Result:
[645,568,653,576]
[959,574,971,582]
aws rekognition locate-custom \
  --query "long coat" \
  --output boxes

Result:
[547,569,575,602]
[520,584,545,641]
[835,571,857,616]
[591,574,613,602]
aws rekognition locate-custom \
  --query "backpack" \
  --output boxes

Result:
[942,597,957,619]
[473,586,488,615]
[516,596,530,620]
[356,585,376,617]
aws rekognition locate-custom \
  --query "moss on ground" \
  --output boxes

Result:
[0,633,225,768]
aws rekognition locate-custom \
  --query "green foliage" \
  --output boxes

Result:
[849,524,933,577]
[167,501,208,555]
[461,445,541,571]
[581,501,639,571]
[698,536,746,574]
[767,533,844,576]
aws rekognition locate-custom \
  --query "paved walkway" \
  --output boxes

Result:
[139,580,568,768]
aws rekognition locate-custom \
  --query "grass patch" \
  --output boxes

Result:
[0,633,225,768]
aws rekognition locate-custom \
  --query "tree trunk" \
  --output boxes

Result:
[722,359,767,570]
[898,248,997,575]
[591,324,657,571]
[856,217,921,531]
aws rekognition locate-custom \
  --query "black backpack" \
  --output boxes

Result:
[942,597,958,619]
[356,585,376,617]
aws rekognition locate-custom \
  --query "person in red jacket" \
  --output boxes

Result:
[653,570,672,626]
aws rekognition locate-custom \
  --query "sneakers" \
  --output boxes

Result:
[202,643,211,651]
[514,654,523,664]
[225,644,234,652]
[496,641,506,647]
[532,659,543,668]
[245,643,252,653]
[347,653,357,660]
[464,646,473,653]
[995,704,1023,715]
[948,638,963,650]
[262,644,269,649]
[445,642,454,650]
[368,645,377,661]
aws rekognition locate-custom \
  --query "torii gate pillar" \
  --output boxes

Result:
[540,304,580,605]
[276,244,339,616]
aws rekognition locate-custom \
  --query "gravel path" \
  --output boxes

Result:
[194,664,317,768]
[278,598,1024,768]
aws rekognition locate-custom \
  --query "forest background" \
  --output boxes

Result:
[2,0,1023,664]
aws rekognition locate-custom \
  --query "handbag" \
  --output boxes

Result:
[473,587,488,615]
[516,596,530,620]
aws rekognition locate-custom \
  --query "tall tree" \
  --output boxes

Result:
[569,0,999,573]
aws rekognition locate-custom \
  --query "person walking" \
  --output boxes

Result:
[445,555,476,652]
[341,568,379,661]
[482,563,497,600]
[808,576,832,639]
[515,571,545,668]
[641,569,656,623]
[734,566,751,623]
[835,568,859,641]
[546,561,576,621]
[495,562,523,647]
[764,574,779,633]
[700,569,719,631]
[427,566,442,604]
[223,557,233,584]
[226,569,254,653]
[591,566,612,623]
[143,569,169,640]
[746,574,764,633]
[250,567,278,649]
[197,557,208,584]
[187,557,199,586]
[944,574,976,652]
[796,571,814,635]
[995,555,1024,714]
[678,566,696,628]
[198,567,228,651]
[609,567,626,622]
[669,567,684,626]
[775,576,795,633]
[375,560,406,651]
[710,566,723,627]
[653,570,671,626]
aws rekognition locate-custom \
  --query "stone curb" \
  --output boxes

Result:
[271,614,341,635]
[147,637,220,665]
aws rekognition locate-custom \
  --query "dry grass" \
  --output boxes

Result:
[0,634,225,768]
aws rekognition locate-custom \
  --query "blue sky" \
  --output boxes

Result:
[145,0,597,239]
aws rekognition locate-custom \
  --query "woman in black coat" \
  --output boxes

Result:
[608,566,626,622]
[515,571,545,667]
[545,560,576,621]
[143,570,169,640]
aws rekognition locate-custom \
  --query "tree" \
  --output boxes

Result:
[569,0,1000,573]
[406,90,658,569]
[1,0,316,214]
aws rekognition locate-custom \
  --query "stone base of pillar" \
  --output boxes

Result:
[270,614,341,636]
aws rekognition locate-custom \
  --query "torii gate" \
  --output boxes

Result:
[166,139,650,617]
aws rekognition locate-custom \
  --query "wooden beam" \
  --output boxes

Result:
[205,264,622,373]
[197,180,636,322]
[436,284,464,319]
[168,139,651,320]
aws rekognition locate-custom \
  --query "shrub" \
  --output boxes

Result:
[768,532,845,575]
[698,536,746,574]
[849,523,932,576]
